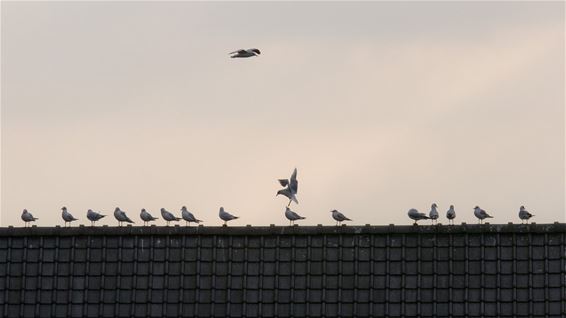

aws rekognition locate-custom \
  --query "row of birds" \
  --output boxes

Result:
[19,206,351,227]
[18,204,534,228]
[408,204,534,224]
[17,168,534,227]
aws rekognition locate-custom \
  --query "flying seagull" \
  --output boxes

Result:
[140,209,158,226]
[518,206,534,224]
[114,207,134,226]
[429,203,439,224]
[408,208,429,225]
[160,208,181,226]
[277,168,298,207]
[21,209,38,227]
[219,207,239,226]
[446,205,456,225]
[229,48,261,58]
[331,209,352,226]
[285,207,305,226]
[61,207,78,227]
[474,206,493,224]
[181,206,202,227]
[87,209,105,226]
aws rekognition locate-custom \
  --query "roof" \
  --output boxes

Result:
[0,224,564,317]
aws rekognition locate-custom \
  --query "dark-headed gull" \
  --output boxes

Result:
[331,209,352,226]
[114,207,134,226]
[285,207,305,226]
[87,209,105,226]
[181,206,202,227]
[518,206,533,224]
[61,207,78,227]
[277,168,298,207]
[21,209,38,227]
[474,206,493,224]
[219,207,239,226]
[408,208,429,225]
[229,48,261,58]
[140,209,158,226]
[446,205,456,225]
[160,208,181,226]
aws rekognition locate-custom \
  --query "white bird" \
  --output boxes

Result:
[219,207,239,226]
[114,207,134,226]
[140,209,158,226]
[277,168,299,206]
[446,205,456,225]
[61,207,78,227]
[408,208,429,225]
[285,207,305,225]
[21,209,38,227]
[181,206,202,227]
[519,206,534,224]
[229,48,261,58]
[429,203,439,224]
[474,206,493,224]
[160,208,181,226]
[331,209,352,226]
[87,209,105,226]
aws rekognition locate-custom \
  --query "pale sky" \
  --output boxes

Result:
[1,1,564,227]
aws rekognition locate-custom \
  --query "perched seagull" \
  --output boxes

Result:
[181,206,202,227]
[21,209,38,227]
[408,208,429,225]
[277,168,299,207]
[114,207,134,226]
[219,207,239,226]
[474,206,493,224]
[518,206,534,224]
[140,209,158,226]
[285,207,305,226]
[429,203,439,224]
[61,207,78,227]
[446,205,456,225]
[331,209,352,226]
[87,209,105,226]
[160,208,181,226]
[229,48,261,58]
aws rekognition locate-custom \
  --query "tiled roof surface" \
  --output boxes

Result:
[0,223,564,317]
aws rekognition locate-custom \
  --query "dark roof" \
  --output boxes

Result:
[0,224,564,317]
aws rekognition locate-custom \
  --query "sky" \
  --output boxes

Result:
[1,1,564,227]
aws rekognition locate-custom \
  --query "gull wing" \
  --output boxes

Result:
[229,49,247,55]
[278,179,289,187]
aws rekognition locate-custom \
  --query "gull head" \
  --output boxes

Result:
[61,206,67,211]
[520,205,525,210]
[431,203,437,208]
[449,205,454,209]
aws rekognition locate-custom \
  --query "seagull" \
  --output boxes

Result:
[276,168,298,207]
[87,209,105,226]
[181,206,202,227]
[331,209,352,226]
[285,207,305,226]
[229,48,261,58]
[114,207,134,226]
[408,208,429,225]
[219,207,239,226]
[474,206,493,224]
[140,209,158,226]
[446,205,456,225]
[429,203,439,224]
[61,207,78,227]
[21,209,38,227]
[160,208,181,226]
[519,206,534,224]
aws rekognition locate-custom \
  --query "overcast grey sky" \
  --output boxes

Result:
[1,1,564,227]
